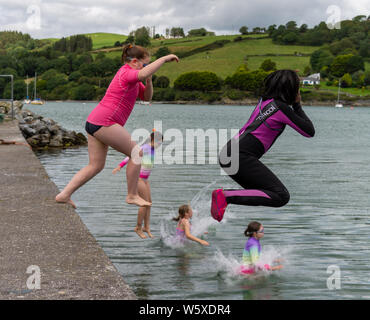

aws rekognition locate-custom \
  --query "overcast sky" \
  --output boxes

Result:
[0,0,368,39]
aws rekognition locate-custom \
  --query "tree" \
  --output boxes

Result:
[188,28,208,37]
[286,21,297,31]
[70,83,96,100]
[225,69,268,94]
[330,54,364,77]
[359,40,369,58]
[260,59,277,72]
[310,49,334,72]
[95,58,116,77]
[134,27,151,47]
[299,24,308,33]
[154,76,170,88]
[3,79,26,100]
[155,47,170,59]
[46,73,68,91]
[282,32,298,44]
[341,73,352,88]
[239,26,248,35]
[267,25,277,37]
[174,71,221,91]
[170,27,185,38]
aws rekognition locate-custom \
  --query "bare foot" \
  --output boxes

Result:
[55,193,77,209]
[134,227,147,239]
[143,228,154,238]
[126,195,152,207]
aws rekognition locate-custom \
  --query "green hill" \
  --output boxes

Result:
[92,35,319,84]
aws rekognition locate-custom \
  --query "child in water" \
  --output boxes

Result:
[173,204,209,246]
[241,221,283,274]
[113,130,163,239]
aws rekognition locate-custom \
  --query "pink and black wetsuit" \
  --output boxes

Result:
[219,99,315,207]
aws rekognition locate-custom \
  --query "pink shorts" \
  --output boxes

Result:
[240,264,271,275]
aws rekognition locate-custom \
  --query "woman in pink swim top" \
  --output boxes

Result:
[56,44,179,209]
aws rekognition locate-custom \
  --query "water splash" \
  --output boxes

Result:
[160,181,219,249]
[211,246,290,281]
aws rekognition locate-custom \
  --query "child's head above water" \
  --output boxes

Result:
[150,129,163,148]
[244,221,264,239]
[262,69,300,105]
[173,204,192,222]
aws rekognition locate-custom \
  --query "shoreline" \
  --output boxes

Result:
[37,99,370,107]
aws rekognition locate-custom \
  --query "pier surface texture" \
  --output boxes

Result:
[0,121,136,300]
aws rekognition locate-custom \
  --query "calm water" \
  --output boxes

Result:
[28,101,370,300]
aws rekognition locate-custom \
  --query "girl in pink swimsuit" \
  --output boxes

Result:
[112,130,163,239]
[56,44,179,209]
[173,205,209,246]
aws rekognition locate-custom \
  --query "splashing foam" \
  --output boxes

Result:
[160,181,219,249]
[211,245,292,280]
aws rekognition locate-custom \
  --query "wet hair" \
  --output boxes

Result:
[121,44,150,64]
[261,69,300,105]
[173,204,191,222]
[244,221,262,237]
[150,130,163,145]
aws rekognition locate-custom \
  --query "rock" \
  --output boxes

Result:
[43,118,55,126]
[19,124,37,138]
[76,132,87,145]
[47,124,60,135]
[14,106,87,149]
[23,116,34,124]
[30,119,48,134]
[49,135,63,148]
[0,101,23,114]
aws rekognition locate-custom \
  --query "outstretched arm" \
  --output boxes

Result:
[138,55,179,82]
[183,221,209,246]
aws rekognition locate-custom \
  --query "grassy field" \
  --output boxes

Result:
[319,83,370,97]
[85,32,127,50]
[95,36,319,83]
[41,32,128,50]
[154,37,318,83]
[40,33,369,94]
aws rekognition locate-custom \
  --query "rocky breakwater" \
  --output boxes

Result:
[17,110,87,149]
[1,101,87,149]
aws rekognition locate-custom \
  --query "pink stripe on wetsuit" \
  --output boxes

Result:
[219,98,315,208]
[87,64,146,127]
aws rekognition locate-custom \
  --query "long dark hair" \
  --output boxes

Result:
[121,44,149,64]
[261,69,300,105]
[173,204,191,222]
[244,221,262,237]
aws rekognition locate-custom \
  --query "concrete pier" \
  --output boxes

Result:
[0,120,136,300]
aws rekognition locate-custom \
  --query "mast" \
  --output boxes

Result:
[34,72,37,100]
[337,80,341,104]
[26,75,29,99]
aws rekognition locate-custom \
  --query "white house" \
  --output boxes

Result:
[301,73,320,85]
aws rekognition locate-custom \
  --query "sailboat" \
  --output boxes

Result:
[335,80,343,108]
[23,75,31,104]
[31,72,44,105]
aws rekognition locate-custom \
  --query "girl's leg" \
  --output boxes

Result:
[56,133,108,208]
[224,155,290,207]
[94,124,151,207]
[135,179,148,239]
[142,181,153,238]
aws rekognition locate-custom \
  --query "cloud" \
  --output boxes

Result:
[0,0,368,38]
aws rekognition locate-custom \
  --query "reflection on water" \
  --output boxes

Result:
[29,102,370,300]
